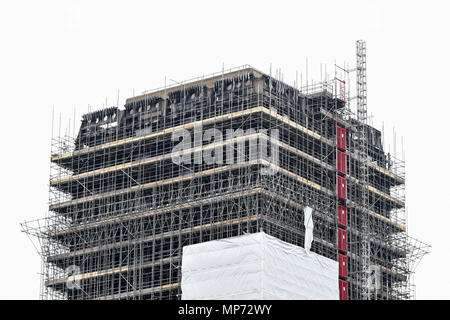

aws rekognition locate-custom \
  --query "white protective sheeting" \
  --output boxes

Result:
[181,232,338,300]
[304,206,314,254]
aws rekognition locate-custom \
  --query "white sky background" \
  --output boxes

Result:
[0,0,448,299]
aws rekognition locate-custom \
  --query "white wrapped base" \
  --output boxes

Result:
[181,232,338,300]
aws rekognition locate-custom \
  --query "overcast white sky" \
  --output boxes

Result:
[0,0,449,299]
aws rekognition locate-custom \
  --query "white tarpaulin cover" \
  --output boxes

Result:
[181,232,338,300]
[304,206,314,254]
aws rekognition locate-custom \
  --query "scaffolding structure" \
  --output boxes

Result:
[356,39,371,300]
[23,47,429,300]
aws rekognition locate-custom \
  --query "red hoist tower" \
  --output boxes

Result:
[335,81,348,300]
[336,40,369,300]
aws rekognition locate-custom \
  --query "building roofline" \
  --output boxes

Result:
[125,65,265,105]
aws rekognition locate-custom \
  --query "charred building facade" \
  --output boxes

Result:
[24,53,429,300]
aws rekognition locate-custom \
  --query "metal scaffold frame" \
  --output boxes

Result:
[356,39,371,300]
[22,56,429,300]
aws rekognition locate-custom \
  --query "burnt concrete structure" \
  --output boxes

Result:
[23,58,429,300]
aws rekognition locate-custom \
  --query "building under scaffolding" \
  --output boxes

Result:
[23,43,429,300]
